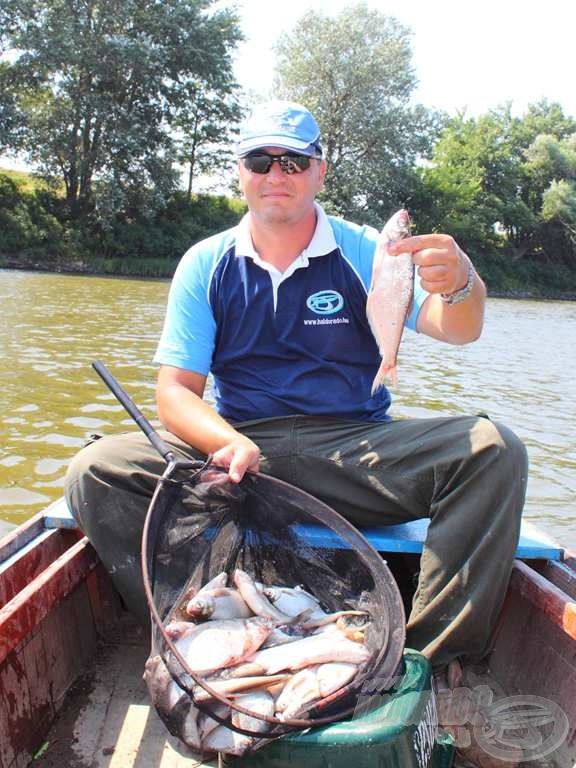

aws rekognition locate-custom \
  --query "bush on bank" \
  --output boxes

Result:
[0,173,246,276]
[478,252,576,298]
[0,174,64,257]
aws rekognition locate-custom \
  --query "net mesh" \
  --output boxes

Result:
[142,463,406,756]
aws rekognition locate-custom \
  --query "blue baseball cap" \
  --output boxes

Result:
[236,100,323,158]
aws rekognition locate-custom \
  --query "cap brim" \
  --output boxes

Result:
[236,134,318,157]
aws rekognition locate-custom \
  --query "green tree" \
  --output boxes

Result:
[419,109,536,255]
[526,134,576,265]
[273,2,441,225]
[0,173,63,257]
[175,84,243,198]
[1,0,242,219]
[420,102,576,264]
[542,179,576,237]
[510,100,576,152]
[0,62,21,151]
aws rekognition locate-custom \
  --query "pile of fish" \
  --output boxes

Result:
[144,568,371,756]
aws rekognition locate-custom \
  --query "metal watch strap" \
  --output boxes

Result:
[441,260,475,305]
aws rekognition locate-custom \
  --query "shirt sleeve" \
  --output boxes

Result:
[153,245,217,375]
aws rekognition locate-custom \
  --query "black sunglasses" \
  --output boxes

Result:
[242,152,316,175]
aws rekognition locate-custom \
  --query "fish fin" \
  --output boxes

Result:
[447,659,463,690]
[304,610,368,630]
[371,361,397,394]
[228,674,290,695]
[283,607,315,627]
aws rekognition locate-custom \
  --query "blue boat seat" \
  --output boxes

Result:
[43,497,563,561]
[293,517,563,560]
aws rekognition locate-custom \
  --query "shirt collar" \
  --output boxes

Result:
[235,203,337,264]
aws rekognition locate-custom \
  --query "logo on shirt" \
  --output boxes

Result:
[306,290,344,315]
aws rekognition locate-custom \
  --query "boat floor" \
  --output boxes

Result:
[30,613,559,768]
[31,614,217,768]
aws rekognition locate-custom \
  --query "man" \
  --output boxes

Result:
[66,100,527,675]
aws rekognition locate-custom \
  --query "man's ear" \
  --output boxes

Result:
[316,159,328,192]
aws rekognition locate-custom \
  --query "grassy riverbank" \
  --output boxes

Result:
[0,254,180,278]
[2,168,575,297]
[475,255,576,300]
[0,169,246,277]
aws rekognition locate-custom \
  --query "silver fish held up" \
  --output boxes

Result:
[366,208,414,392]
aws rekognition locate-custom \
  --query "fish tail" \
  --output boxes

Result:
[283,607,315,627]
[371,361,397,394]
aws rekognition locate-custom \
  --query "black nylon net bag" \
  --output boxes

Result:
[141,460,406,758]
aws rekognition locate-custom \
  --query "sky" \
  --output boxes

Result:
[231,0,576,119]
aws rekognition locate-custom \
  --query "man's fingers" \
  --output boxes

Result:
[211,439,261,484]
[388,233,456,256]
[228,452,259,483]
[228,464,244,483]
[417,264,449,283]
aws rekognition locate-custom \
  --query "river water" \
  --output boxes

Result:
[1,269,575,549]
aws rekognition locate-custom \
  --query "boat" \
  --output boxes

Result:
[1,493,574,768]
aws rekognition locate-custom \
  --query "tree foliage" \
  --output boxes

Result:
[0,61,23,151]
[0,170,245,270]
[0,173,63,255]
[528,135,576,264]
[175,86,243,198]
[273,2,441,225]
[420,101,576,266]
[418,108,531,252]
[1,0,243,218]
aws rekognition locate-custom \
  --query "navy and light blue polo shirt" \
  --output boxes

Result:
[154,204,428,423]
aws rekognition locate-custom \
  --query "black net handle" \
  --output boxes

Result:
[92,360,202,470]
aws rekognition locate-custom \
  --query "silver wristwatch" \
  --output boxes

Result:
[441,261,475,305]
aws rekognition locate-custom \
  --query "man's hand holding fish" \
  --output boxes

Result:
[388,232,486,344]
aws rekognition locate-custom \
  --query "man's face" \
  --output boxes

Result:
[238,147,327,227]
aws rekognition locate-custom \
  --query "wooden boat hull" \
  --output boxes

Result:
[0,511,123,768]
[1,503,575,767]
